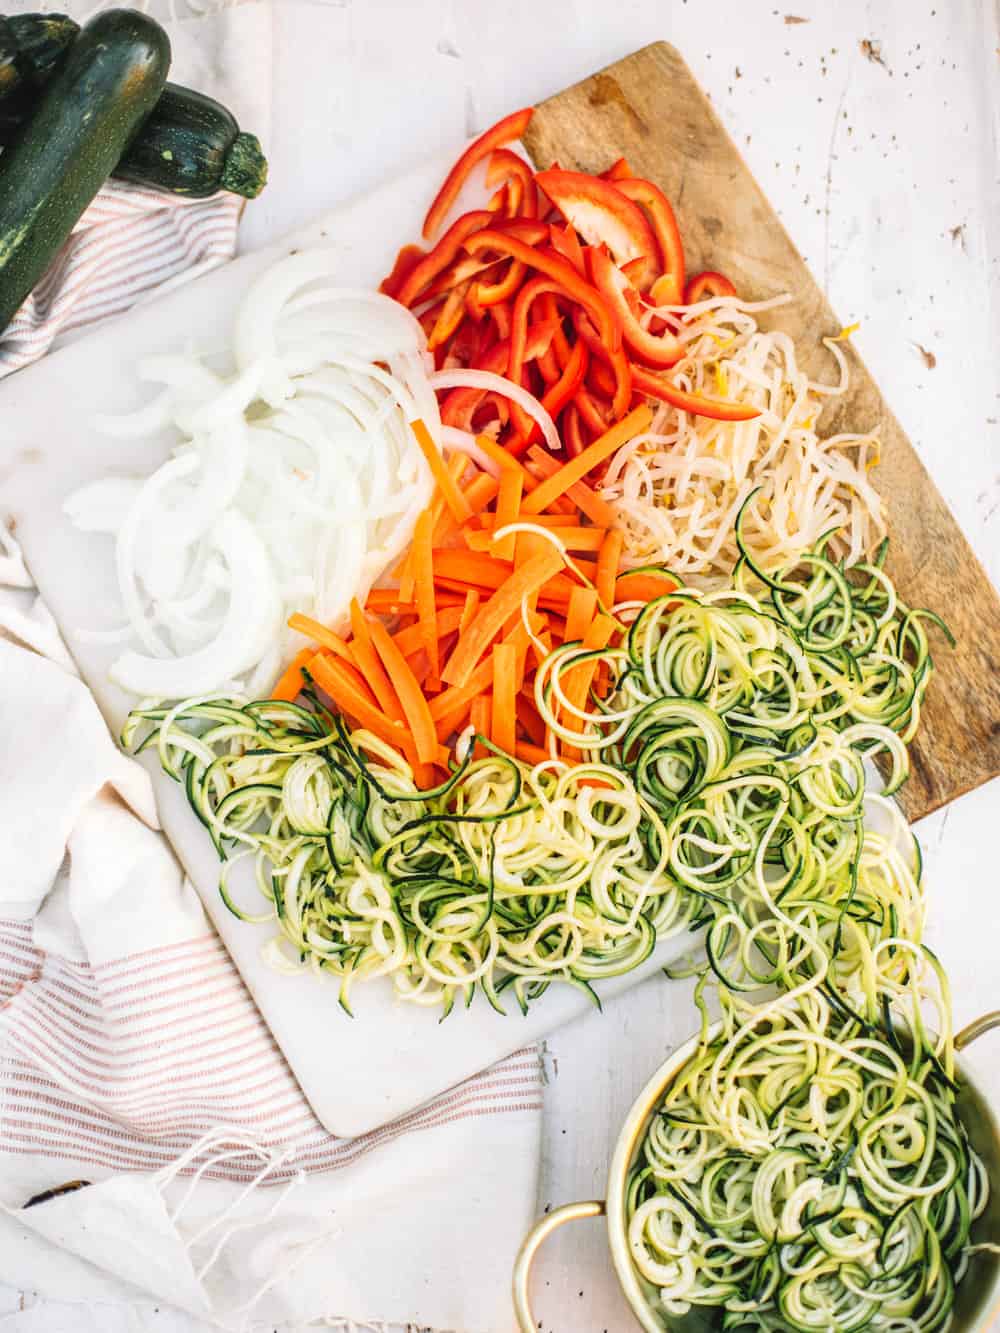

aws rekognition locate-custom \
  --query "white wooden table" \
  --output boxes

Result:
[3,0,999,1329]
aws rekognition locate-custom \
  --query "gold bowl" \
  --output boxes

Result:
[514,1011,1000,1332]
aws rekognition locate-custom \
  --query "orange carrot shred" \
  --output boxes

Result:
[596,528,623,610]
[412,418,473,524]
[493,466,523,562]
[366,615,440,765]
[458,589,480,635]
[429,657,494,722]
[515,740,553,766]
[516,691,547,747]
[393,605,464,657]
[560,612,616,761]
[413,509,439,685]
[270,647,313,702]
[524,446,617,527]
[469,694,492,757]
[442,548,565,688]
[564,585,598,645]
[522,405,652,516]
[491,643,517,755]
[349,598,405,723]
[287,612,358,666]
[309,654,411,752]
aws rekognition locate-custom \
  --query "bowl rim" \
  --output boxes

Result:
[602,1017,1000,1332]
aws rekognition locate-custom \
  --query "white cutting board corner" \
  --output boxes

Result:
[0,155,692,1139]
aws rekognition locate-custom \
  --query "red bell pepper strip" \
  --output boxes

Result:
[439,320,559,428]
[586,353,617,400]
[570,307,634,420]
[427,280,471,350]
[473,257,526,307]
[535,169,659,286]
[423,256,503,302]
[380,243,426,299]
[631,363,761,421]
[548,222,586,276]
[684,270,737,303]
[538,292,572,367]
[613,177,686,302]
[464,229,621,351]
[486,182,509,214]
[563,402,587,457]
[509,336,589,456]
[574,384,613,434]
[488,298,512,341]
[588,248,683,368]
[398,210,494,308]
[486,149,537,220]
[649,273,683,306]
[507,276,570,439]
[423,107,534,240]
[490,218,549,245]
[601,156,634,182]
[536,341,561,386]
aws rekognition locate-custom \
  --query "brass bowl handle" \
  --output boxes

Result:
[955,1010,1000,1051]
[512,1200,606,1332]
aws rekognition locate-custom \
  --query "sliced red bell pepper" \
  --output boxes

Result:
[601,156,634,182]
[509,336,589,456]
[426,281,471,350]
[398,210,494,308]
[464,229,621,351]
[574,384,612,434]
[538,292,572,367]
[381,243,426,299]
[536,341,561,386]
[423,255,503,302]
[570,307,632,420]
[473,257,526,307]
[488,298,512,341]
[490,217,549,245]
[535,169,659,286]
[439,320,559,428]
[507,276,569,439]
[423,107,534,240]
[486,182,510,215]
[613,177,685,301]
[588,248,683,368]
[684,270,737,303]
[649,273,683,306]
[563,401,587,457]
[486,149,537,220]
[631,363,761,421]
[548,222,586,276]
[586,353,617,400]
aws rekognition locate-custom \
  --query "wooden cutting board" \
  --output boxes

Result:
[526,42,1000,821]
[1,44,997,1139]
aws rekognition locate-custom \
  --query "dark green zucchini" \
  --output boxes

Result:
[0,13,78,120]
[0,15,267,200]
[114,83,267,199]
[0,8,170,335]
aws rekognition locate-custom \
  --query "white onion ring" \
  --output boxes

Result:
[428,368,562,453]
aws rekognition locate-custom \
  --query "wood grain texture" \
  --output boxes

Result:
[524,41,1000,823]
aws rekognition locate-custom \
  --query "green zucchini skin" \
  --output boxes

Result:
[0,13,79,121]
[114,83,268,199]
[0,8,171,335]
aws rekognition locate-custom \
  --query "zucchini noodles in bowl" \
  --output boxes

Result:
[601,294,885,578]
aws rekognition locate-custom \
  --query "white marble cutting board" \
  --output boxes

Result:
[0,155,693,1139]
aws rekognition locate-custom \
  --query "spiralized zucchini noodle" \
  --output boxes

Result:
[122,696,695,1017]
[601,295,885,577]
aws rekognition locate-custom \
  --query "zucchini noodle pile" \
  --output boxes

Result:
[627,987,990,1330]
[122,697,695,1016]
[601,295,885,577]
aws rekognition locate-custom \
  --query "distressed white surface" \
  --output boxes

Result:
[3,0,1000,1328]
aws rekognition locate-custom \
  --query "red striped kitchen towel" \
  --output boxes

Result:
[0,180,243,377]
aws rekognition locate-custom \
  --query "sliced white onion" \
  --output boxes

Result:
[429,368,561,453]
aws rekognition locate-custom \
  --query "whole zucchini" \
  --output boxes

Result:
[114,83,268,199]
[0,8,170,335]
[0,13,267,200]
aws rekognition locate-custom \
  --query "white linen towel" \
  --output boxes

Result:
[0,4,544,1330]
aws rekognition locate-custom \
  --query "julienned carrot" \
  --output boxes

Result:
[412,418,473,524]
[309,653,412,753]
[469,694,493,757]
[523,446,617,527]
[615,570,678,603]
[596,528,623,609]
[433,548,513,590]
[491,643,517,755]
[287,612,358,666]
[442,547,566,687]
[459,589,480,635]
[393,605,464,657]
[366,615,440,765]
[429,657,494,722]
[350,598,405,723]
[412,509,439,683]
[494,466,523,562]
[515,740,554,766]
[564,585,598,645]
[522,405,653,515]
[365,589,466,616]
[271,647,314,702]
[474,432,521,472]
[560,612,616,760]
[516,690,547,747]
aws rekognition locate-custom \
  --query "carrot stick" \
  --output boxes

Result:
[309,654,412,752]
[596,529,623,610]
[469,694,492,757]
[516,691,547,747]
[515,740,553,766]
[412,418,473,523]
[393,605,464,657]
[412,509,439,685]
[522,406,652,516]
[494,466,523,562]
[429,657,494,722]
[560,612,617,761]
[491,643,517,755]
[270,648,313,702]
[287,612,358,666]
[564,585,598,645]
[442,548,565,687]
[458,589,480,635]
[347,598,405,723]
[615,570,678,603]
[366,615,440,765]
[474,432,521,472]
[398,551,416,604]
[433,548,513,590]
[524,446,617,527]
